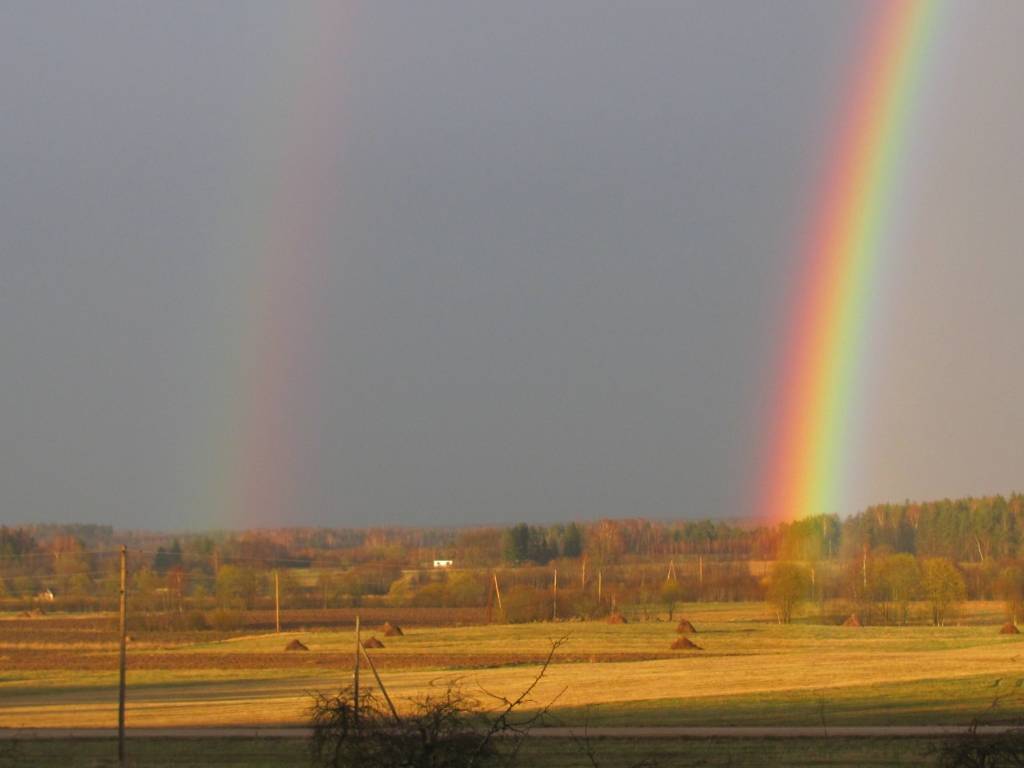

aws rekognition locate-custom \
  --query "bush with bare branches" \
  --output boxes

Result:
[310,637,655,768]
[310,638,567,768]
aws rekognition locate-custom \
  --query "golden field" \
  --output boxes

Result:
[2,602,1023,730]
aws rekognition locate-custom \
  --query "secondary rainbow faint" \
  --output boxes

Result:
[760,0,941,523]
[201,3,351,528]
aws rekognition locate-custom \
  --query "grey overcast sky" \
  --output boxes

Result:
[1,2,1022,530]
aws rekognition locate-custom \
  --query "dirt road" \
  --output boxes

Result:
[0,725,1015,740]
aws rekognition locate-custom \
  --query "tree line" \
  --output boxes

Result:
[2,493,1023,619]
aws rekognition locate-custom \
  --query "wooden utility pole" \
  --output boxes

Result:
[359,641,399,723]
[862,543,868,591]
[492,573,503,613]
[353,615,361,727]
[698,556,704,588]
[274,571,281,634]
[118,545,127,764]
[552,569,558,621]
[581,558,587,591]
[597,570,603,602]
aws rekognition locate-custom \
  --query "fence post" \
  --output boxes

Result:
[118,545,127,764]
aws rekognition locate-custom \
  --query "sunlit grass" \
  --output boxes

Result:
[2,602,1021,729]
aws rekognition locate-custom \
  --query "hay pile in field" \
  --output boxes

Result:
[842,614,862,627]
[606,612,627,625]
[383,622,404,636]
[363,636,385,649]
[676,619,697,634]
[284,639,309,651]
[1000,623,1020,635]
[671,636,703,650]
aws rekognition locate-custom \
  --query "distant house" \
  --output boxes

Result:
[36,588,55,602]
[433,559,454,569]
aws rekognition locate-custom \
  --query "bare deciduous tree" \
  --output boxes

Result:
[310,637,591,768]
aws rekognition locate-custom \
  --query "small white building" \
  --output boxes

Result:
[433,559,454,569]
[36,588,55,602]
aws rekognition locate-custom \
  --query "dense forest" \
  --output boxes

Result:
[2,493,1023,622]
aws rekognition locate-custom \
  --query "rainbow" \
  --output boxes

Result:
[199,5,352,528]
[760,0,941,522]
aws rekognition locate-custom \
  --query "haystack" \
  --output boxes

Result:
[284,638,309,651]
[1000,622,1020,635]
[606,612,627,625]
[383,622,404,637]
[363,636,385,649]
[671,637,703,650]
[842,614,862,627]
[676,619,697,634]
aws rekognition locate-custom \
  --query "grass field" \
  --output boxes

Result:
[2,602,1022,732]
[0,736,944,767]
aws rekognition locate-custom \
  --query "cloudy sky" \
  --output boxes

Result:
[1,1,1021,529]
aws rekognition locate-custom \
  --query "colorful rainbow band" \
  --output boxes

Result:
[761,0,940,522]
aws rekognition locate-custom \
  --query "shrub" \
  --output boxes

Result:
[410,582,448,608]
[310,685,492,768]
[938,722,1024,767]
[765,562,810,624]
[133,610,209,632]
[554,589,606,620]
[502,586,550,623]
[921,558,967,626]
[207,609,245,632]
[309,638,576,768]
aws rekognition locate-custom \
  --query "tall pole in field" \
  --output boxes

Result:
[359,641,400,723]
[552,568,558,621]
[118,545,127,764]
[353,615,361,727]
[597,570,603,603]
[274,571,281,634]
[492,573,503,614]
[862,543,868,591]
